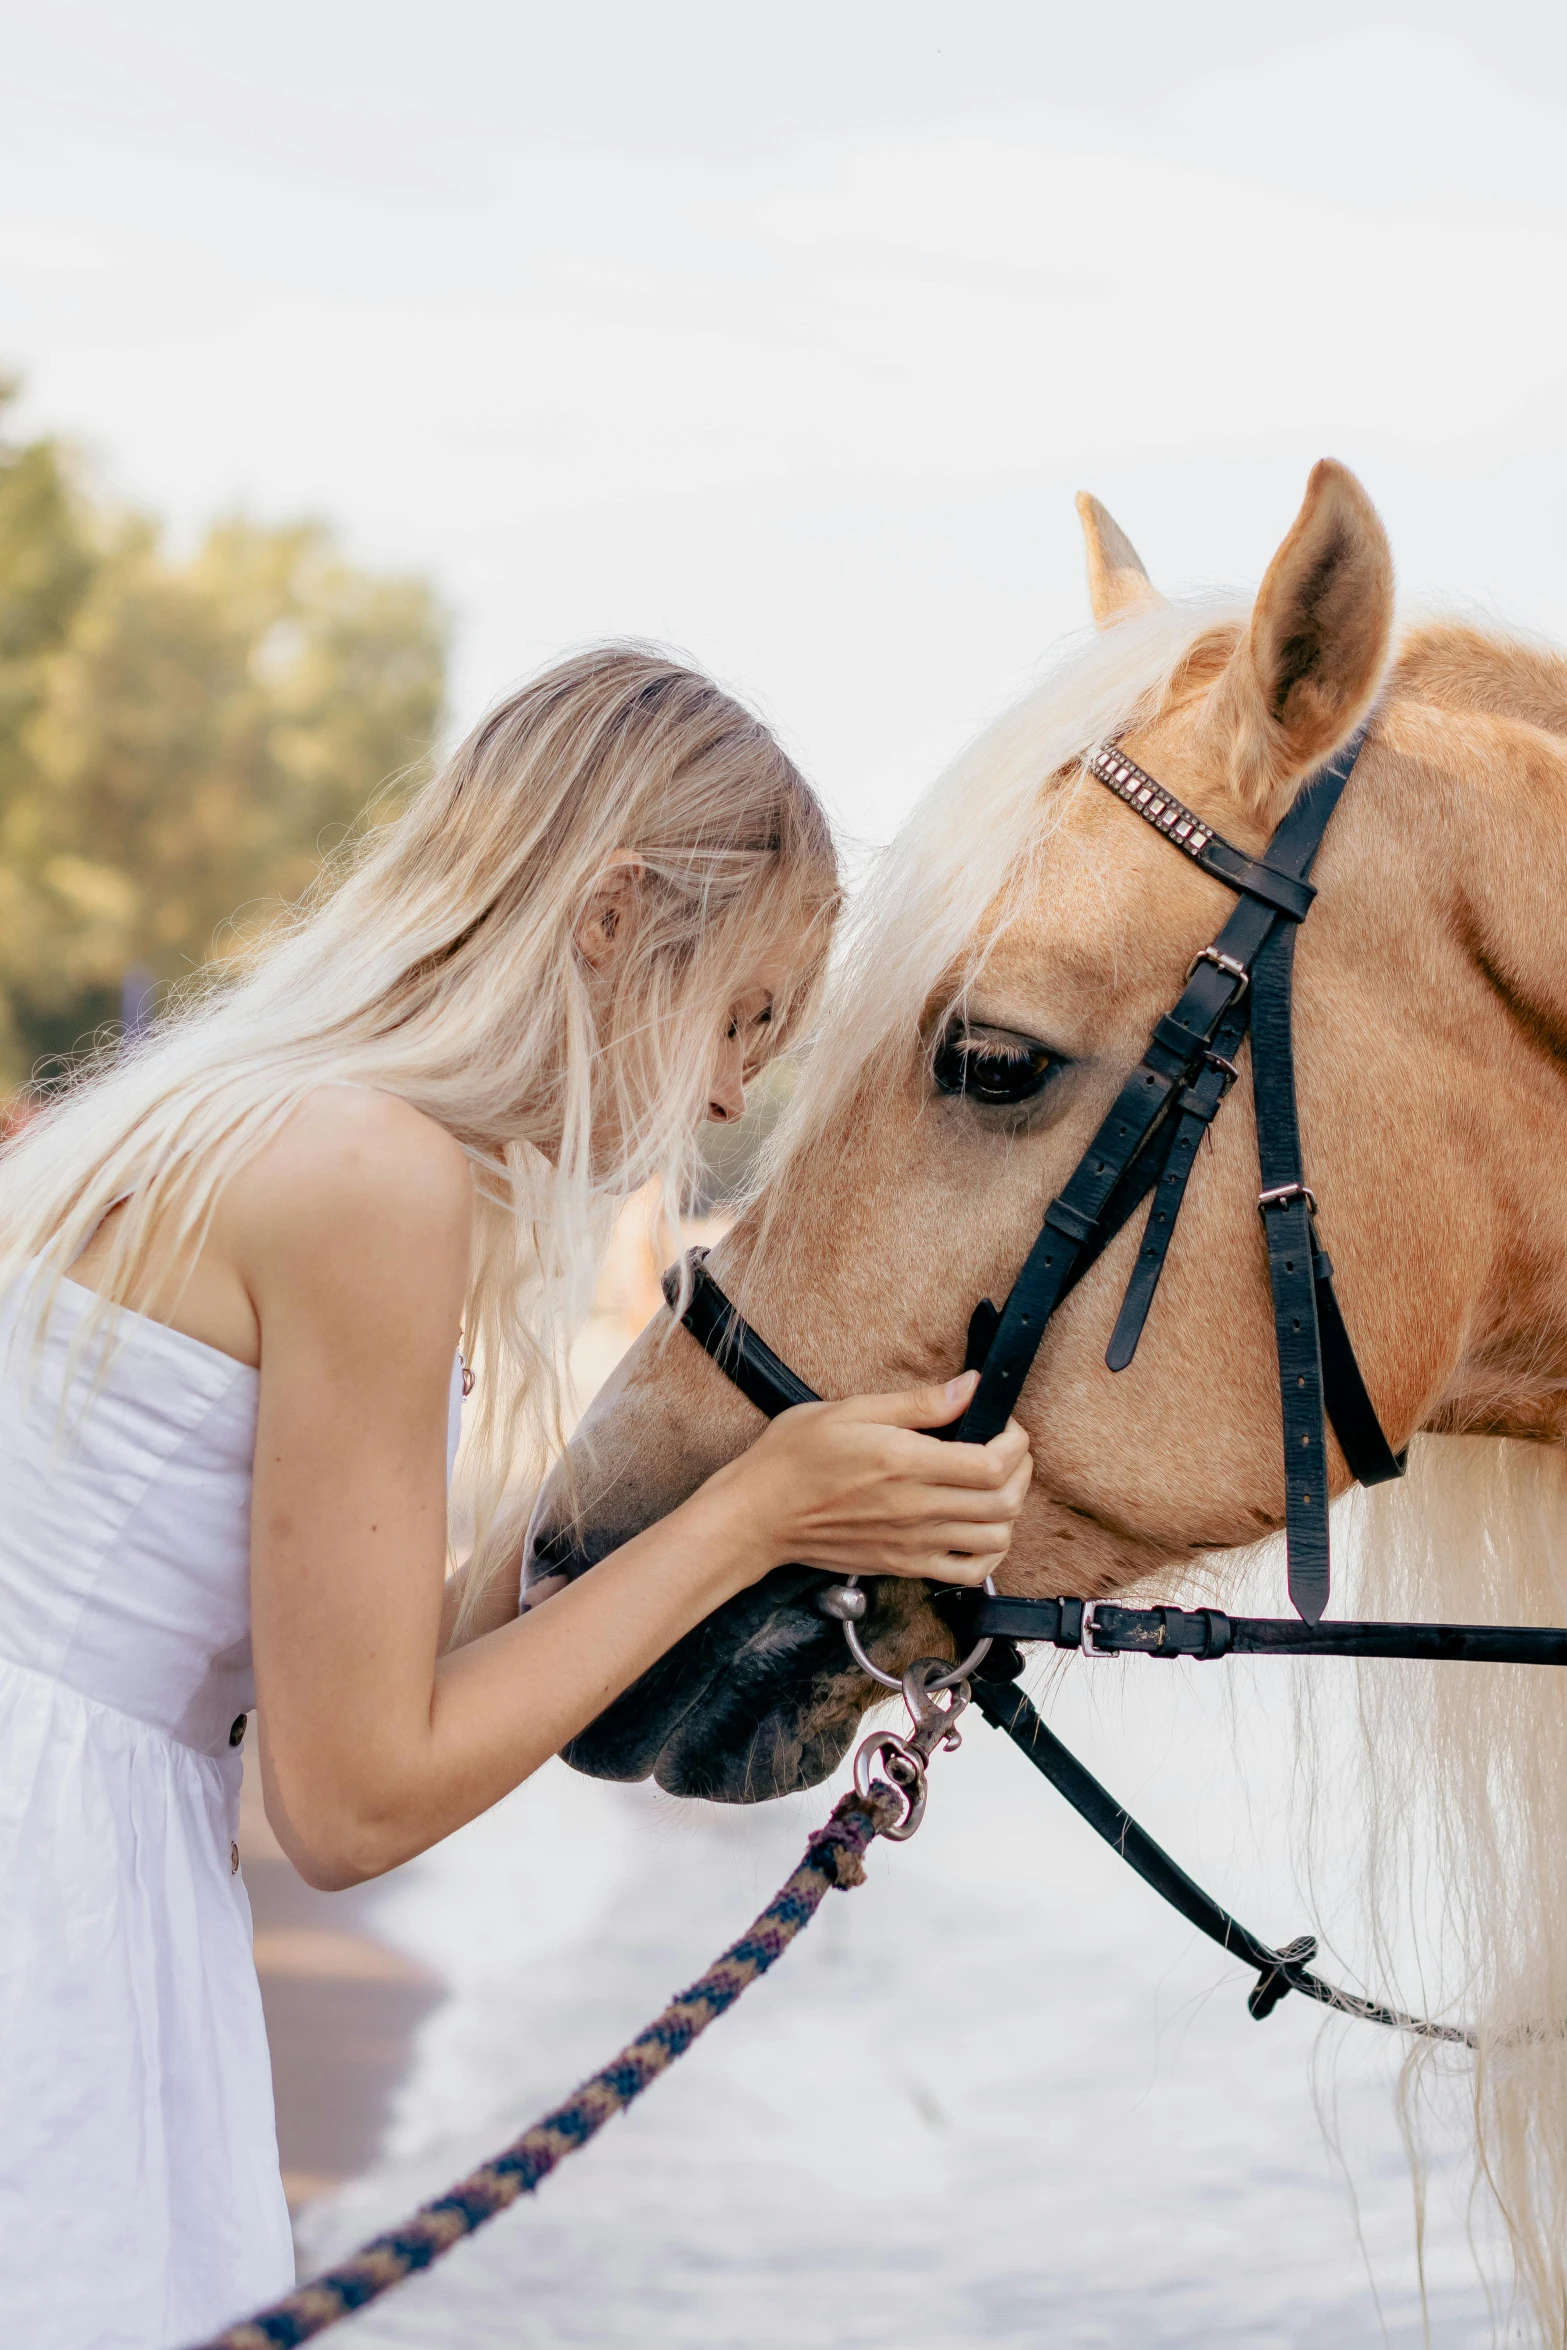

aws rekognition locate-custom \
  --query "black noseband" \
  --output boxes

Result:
[666,727,1403,1627]
[659,1255,819,1419]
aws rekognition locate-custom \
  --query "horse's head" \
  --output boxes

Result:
[530,458,1567,1800]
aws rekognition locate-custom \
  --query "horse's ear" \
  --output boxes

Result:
[1077,493,1161,627]
[1210,460,1394,819]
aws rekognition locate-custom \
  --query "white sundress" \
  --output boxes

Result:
[0,1267,463,2348]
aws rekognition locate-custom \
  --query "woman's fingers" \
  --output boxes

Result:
[926,1521,1017,1557]
[796,1381,1029,1486]
[738,1376,1032,1585]
[909,1546,1008,1587]
[876,1423,1030,1490]
[881,1437,1032,1517]
[941,1457,1033,1516]
[831,1372,979,1432]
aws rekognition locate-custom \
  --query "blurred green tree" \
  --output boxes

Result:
[0,386,447,1085]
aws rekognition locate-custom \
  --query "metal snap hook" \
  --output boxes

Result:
[850,1659,973,1839]
[852,1730,929,1839]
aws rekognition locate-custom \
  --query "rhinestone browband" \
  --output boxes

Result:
[1086,743,1214,859]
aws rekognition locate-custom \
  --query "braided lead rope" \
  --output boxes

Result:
[190,1787,903,2350]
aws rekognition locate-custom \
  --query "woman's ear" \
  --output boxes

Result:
[574,862,644,973]
[1206,459,1394,821]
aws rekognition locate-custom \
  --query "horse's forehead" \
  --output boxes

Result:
[973,780,1215,1008]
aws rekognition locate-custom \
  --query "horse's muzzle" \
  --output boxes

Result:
[523,1533,867,1801]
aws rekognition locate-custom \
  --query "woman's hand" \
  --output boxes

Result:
[709,1368,1032,1590]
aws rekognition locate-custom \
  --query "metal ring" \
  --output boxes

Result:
[839,1573,996,1691]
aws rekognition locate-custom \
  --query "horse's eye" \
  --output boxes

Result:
[933,1025,1062,1106]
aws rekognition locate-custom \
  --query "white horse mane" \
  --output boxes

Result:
[777,593,1248,1162]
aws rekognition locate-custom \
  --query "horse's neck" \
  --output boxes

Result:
[1391,620,1567,738]
[1389,676,1567,1444]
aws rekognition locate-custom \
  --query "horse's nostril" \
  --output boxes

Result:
[522,1521,623,1602]
[530,1526,579,1573]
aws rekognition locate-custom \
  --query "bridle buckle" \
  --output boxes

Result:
[1185,945,1250,997]
[1079,1599,1119,1659]
[1257,1182,1318,1218]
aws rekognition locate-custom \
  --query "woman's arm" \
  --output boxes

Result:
[235,1092,1028,1892]
[436,1550,518,1651]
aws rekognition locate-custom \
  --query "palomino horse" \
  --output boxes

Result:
[530,461,1567,2330]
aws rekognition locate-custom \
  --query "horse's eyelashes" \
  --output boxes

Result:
[933,1025,1062,1107]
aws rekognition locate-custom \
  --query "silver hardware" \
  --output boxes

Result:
[1186,946,1250,997]
[813,1584,867,1622]
[839,1573,995,1691]
[1079,1599,1120,1659]
[1257,1182,1318,1217]
[898,1657,970,1757]
[853,1730,929,1839]
[1203,1048,1241,1090]
[850,1660,972,1840]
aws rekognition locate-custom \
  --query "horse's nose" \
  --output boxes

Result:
[521,1515,623,1606]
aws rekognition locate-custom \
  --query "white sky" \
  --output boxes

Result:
[6,0,1567,847]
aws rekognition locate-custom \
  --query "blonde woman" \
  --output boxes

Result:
[0,647,1031,2348]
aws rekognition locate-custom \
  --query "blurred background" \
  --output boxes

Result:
[7,2,1567,2340]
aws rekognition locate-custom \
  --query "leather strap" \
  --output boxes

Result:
[662,1254,819,1419]
[946,1589,1567,1667]
[955,933,1262,1444]
[970,1660,1471,2041]
[1244,736,1369,1618]
[1250,923,1330,1617]
[1315,1244,1406,1487]
[1105,997,1248,1371]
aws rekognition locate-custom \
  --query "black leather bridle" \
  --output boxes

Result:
[652,725,1567,2038]
[673,727,1401,1619]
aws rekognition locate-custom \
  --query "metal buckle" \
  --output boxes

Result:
[1203,1047,1241,1093]
[1079,1599,1119,1658]
[1257,1182,1318,1217]
[1185,946,1249,997]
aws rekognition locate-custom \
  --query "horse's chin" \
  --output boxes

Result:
[555,1564,869,1802]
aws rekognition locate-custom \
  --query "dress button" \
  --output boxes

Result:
[230,1842,240,1875]
[229,1714,247,1748]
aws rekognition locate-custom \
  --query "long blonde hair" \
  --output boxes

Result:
[0,642,841,1599]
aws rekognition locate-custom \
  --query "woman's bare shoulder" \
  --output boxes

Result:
[222,1087,474,1287]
